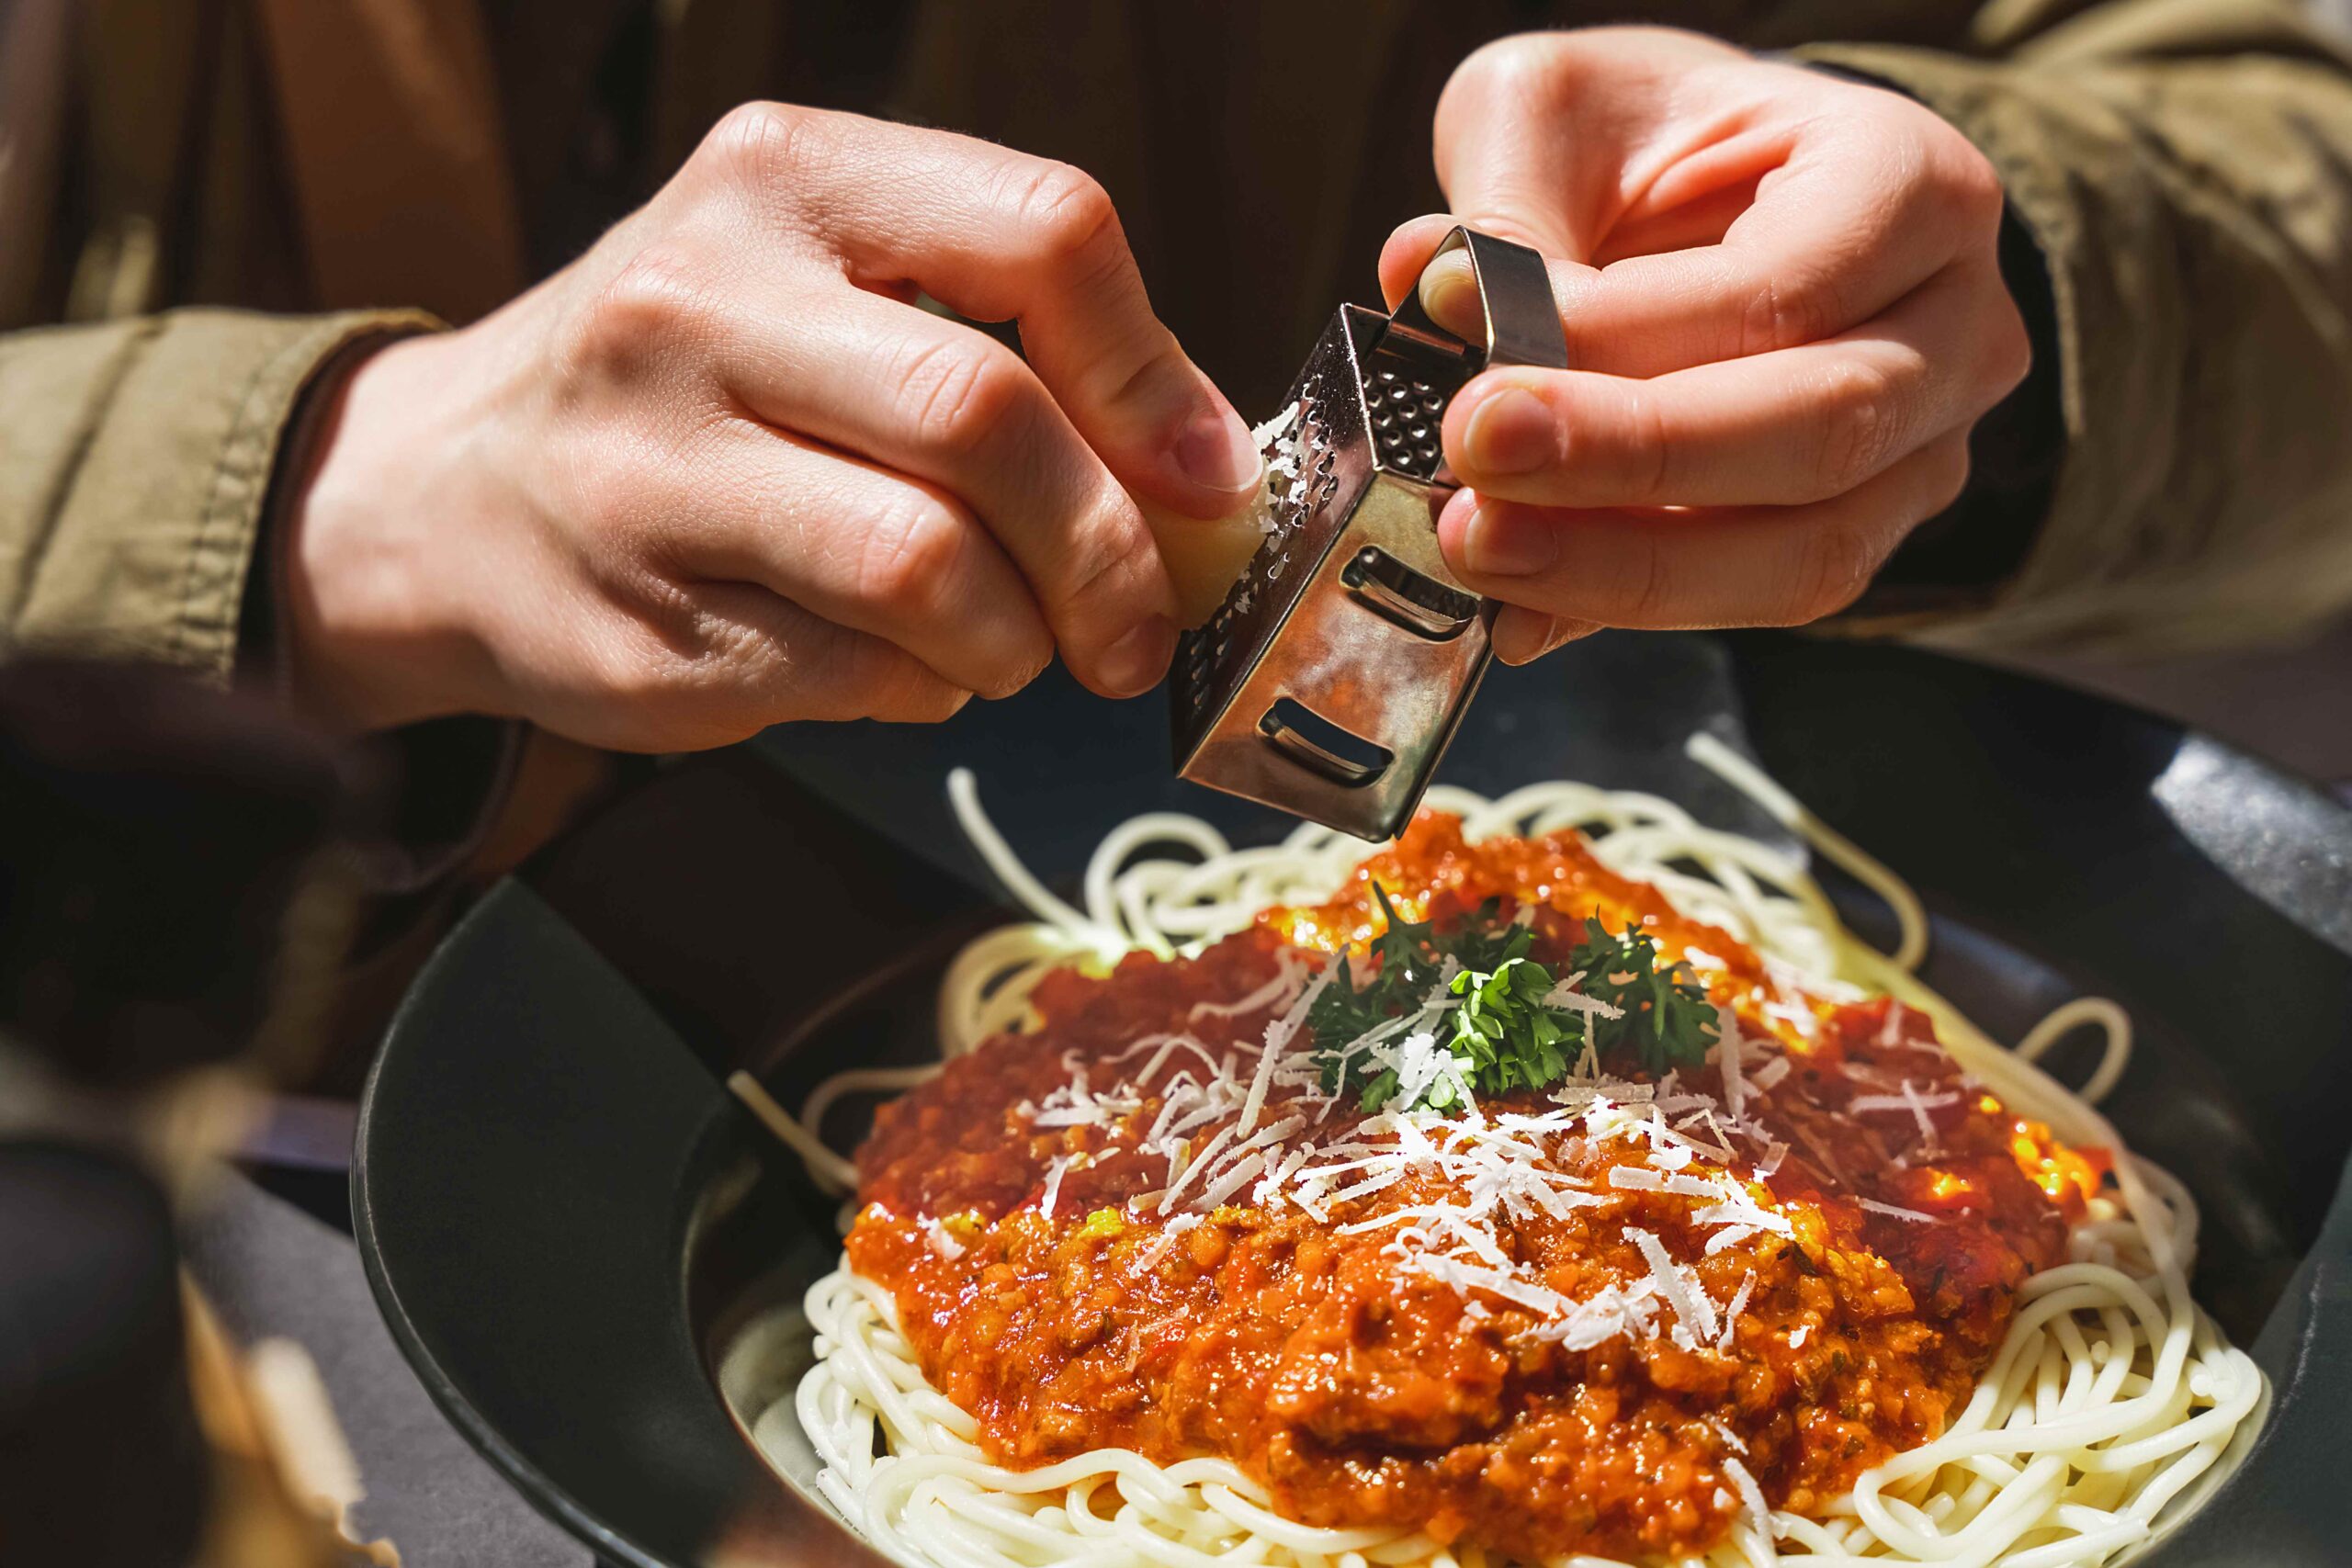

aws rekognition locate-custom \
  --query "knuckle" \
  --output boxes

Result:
[1741,266,1841,357]
[984,636,1055,702]
[896,334,1025,459]
[1620,386,1676,505]
[1946,138,2007,223]
[565,245,712,381]
[1890,114,2004,240]
[1782,520,1882,625]
[841,635,956,722]
[589,618,695,712]
[855,491,967,618]
[700,101,816,189]
[1448,36,1560,100]
[1622,542,1679,627]
[911,683,975,723]
[1437,35,1581,154]
[635,592,804,744]
[1004,160,1120,269]
[1054,492,1157,624]
[765,614,857,716]
[750,592,971,726]
[1985,296,2032,400]
[1808,356,1906,497]
[735,603,881,730]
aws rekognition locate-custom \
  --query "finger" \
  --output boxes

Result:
[712,282,1177,699]
[1490,606,1603,666]
[1444,263,2022,508]
[1437,430,1973,629]
[698,585,977,726]
[549,586,972,751]
[1412,30,1756,308]
[702,105,1259,519]
[1551,103,1996,378]
[659,422,1055,702]
[1380,222,1612,402]
[1426,38,1624,264]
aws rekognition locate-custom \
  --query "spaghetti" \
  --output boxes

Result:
[739,743,2263,1568]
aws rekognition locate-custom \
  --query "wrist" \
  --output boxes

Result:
[277,331,498,734]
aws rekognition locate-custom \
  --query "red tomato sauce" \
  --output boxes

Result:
[847,814,2094,1562]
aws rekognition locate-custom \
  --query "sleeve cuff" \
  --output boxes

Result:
[11,307,442,683]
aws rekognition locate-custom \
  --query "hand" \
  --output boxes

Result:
[281,106,1261,749]
[1382,28,2030,662]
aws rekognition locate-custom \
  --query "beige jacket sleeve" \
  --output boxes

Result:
[1807,0,2352,655]
[0,309,433,682]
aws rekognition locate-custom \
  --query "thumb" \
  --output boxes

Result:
[1380,35,1632,347]
[1422,28,1755,266]
[1427,38,1620,265]
[1385,146,1588,333]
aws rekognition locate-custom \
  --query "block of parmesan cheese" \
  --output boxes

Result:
[1139,492,1270,630]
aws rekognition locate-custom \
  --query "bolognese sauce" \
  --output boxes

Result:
[845,812,2100,1562]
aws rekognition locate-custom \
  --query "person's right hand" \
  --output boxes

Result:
[280,106,1261,750]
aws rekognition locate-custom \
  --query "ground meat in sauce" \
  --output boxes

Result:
[846,813,2102,1563]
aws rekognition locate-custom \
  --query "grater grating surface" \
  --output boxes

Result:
[1170,228,1568,840]
[1170,389,1345,750]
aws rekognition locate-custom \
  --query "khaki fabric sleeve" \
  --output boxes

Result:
[0,308,436,682]
[1804,1,2352,655]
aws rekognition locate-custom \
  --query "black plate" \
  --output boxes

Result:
[355,632,2352,1568]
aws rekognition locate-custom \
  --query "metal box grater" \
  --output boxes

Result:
[1170,228,1569,840]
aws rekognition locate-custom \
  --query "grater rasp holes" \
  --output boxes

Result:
[1369,368,1445,479]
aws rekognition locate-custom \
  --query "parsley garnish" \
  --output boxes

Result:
[1308,889,1715,1112]
[1442,946,1574,1099]
[1566,917,1720,1077]
[1306,885,1452,1073]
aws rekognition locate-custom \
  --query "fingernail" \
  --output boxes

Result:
[1461,502,1558,577]
[1175,409,1263,496]
[1099,615,1176,697]
[1462,385,1555,476]
[1418,251,1485,341]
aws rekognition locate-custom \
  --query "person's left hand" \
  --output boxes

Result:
[1384,28,2031,662]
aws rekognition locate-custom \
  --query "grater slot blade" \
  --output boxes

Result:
[1340,547,1478,640]
[1258,698,1393,788]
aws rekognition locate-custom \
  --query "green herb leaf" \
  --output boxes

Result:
[1306,891,1718,1113]
[1566,918,1719,1077]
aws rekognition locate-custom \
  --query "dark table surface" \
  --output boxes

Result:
[184,1167,584,1567]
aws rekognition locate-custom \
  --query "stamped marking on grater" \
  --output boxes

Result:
[1170,228,1569,840]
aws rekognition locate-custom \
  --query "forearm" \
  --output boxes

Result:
[1806,7,2352,652]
